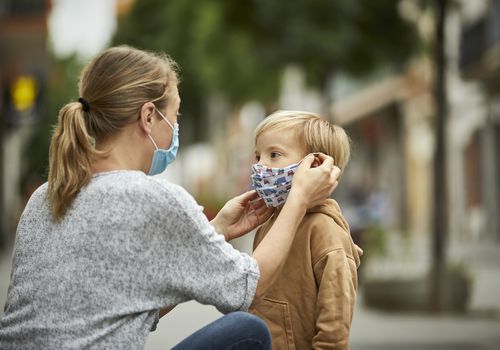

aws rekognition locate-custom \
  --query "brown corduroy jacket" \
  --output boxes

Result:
[249,199,362,350]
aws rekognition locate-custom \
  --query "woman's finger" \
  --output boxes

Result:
[255,206,274,222]
[240,190,258,200]
[298,153,315,170]
[237,190,259,203]
[317,154,334,170]
[332,180,339,192]
[254,203,271,216]
[331,166,341,182]
[250,197,266,210]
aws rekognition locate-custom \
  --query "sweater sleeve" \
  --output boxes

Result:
[146,182,260,314]
[312,249,357,350]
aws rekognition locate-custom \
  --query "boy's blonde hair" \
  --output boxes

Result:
[254,110,351,170]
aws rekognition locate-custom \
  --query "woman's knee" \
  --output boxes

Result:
[223,312,271,349]
[172,311,270,350]
[226,311,269,335]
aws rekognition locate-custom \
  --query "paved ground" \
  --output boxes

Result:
[143,293,500,350]
[1,237,500,350]
[350,295,500,350]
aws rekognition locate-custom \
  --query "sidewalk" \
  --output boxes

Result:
[350,292,500,350]
[349,235,500,350]
[364,235,500,313]
[2,238,500,349]
[146,291,500,350]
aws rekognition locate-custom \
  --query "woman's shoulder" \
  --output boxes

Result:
[90,170,195,206]
[91,170,179,191]
[23,181,49,209]
[31,181,49,197]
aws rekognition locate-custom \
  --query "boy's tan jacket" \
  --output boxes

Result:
[249,199,362,350]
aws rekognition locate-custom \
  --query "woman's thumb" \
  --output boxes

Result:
[299,153,315,169]
[237,190,258,202]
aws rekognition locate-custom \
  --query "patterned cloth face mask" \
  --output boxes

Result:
[251,162,300,207]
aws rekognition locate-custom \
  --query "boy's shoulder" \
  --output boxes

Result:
[303,199,357,260]
[304,199,349,233]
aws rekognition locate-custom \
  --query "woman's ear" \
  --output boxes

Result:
[138,102,156,134]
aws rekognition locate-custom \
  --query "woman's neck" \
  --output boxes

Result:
[92,129,149,174]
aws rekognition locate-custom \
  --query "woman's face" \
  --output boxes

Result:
[150,86,180,149]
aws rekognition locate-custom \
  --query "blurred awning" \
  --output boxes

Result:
[330,76,407,126]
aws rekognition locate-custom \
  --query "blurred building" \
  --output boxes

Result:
[455,0,500,243]
[0,0,51,246]
[326,0,500,282]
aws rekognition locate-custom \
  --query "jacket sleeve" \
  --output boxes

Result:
[312,249,358,350]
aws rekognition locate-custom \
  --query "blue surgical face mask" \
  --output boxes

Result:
[147,109,179,176]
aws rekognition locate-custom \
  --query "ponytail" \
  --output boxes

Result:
[47,102,99,219]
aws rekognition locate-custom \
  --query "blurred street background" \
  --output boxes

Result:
[1,0,500,349]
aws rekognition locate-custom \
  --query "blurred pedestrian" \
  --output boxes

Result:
[249,110,362,349]
[0,46,340,349]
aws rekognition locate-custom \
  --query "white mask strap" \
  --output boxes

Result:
[156,108,175,130]
[148,134,159,150]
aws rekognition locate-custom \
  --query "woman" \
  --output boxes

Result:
[0,46,340,349]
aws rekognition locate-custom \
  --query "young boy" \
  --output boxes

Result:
[249,110,363,350]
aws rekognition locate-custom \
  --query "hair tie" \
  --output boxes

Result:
[78,97,90,112]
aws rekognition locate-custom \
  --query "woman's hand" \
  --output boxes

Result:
[288,153,341,209]
[210,190,274,241]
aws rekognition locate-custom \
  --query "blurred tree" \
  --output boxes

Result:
[113,0,419,134]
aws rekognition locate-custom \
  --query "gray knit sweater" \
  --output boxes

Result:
[0,171,259,349]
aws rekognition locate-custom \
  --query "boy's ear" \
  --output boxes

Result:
[138,102,156,134]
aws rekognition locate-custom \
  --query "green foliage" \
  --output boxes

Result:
[363,224,388,262]
[113,0,420,138]
[195,192,228,221]
[252,0,420,84]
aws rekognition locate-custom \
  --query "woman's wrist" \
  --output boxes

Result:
[209,218,228,241]
[286,188,307,212]
[281,192,307,224]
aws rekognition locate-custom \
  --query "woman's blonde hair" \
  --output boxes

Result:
[254,110,351,170]
[48,45,179,219]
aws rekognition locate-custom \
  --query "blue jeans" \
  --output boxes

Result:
[172,311,271,350]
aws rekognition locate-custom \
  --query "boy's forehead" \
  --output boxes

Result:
[255,128,303,150]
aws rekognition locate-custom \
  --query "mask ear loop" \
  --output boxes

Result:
[156,108,175,130]
[148,109,175,151]
[148,134,159,150]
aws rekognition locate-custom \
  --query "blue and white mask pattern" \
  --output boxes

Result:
[251,162,299,207]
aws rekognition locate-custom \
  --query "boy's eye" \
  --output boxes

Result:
[270,152,281,158]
